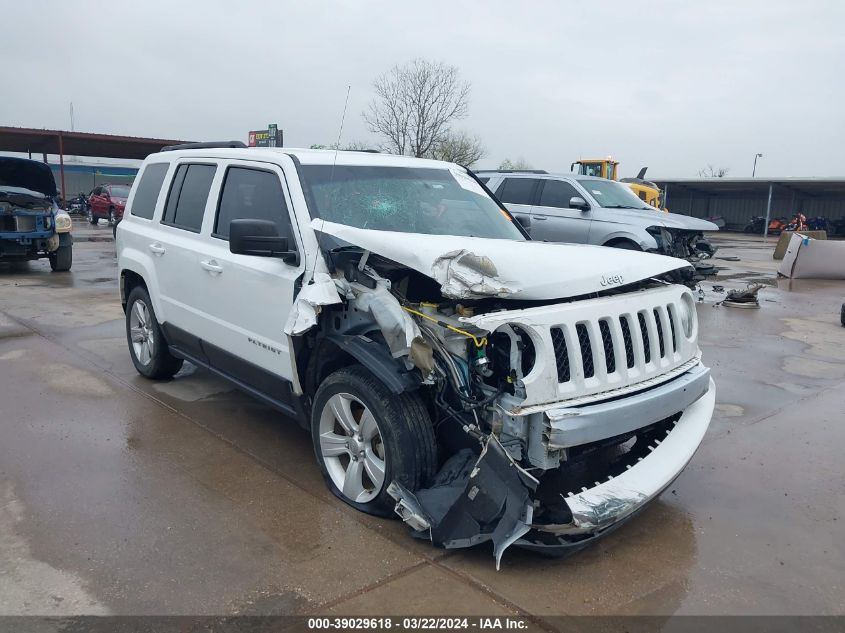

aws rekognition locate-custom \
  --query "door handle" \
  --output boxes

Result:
[533,214,548,220]
[200,259,223,274]
[148,243,166,255]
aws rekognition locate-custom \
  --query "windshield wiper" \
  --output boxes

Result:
[602,204,639,209]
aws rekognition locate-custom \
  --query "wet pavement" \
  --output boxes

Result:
[1,221,843,619]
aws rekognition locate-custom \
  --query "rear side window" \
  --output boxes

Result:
[214,167,292,240]
[497,178,538,205]
[162,164,216,232]
[538,180,580,209]
[130,163,169,219]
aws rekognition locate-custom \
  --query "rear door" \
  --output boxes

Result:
[530,178,593,243]
[494,177,540,228]
[190,161,304,393]
[153,161,219,361]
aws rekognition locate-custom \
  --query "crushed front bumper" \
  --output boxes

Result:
[389,378,715,568]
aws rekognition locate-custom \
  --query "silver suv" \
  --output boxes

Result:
[477,170,718,267]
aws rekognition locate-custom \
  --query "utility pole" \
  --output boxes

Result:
[752,153,763,177]
[69,102,75,132]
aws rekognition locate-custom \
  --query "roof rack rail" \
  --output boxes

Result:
[477,169,548,174]
[160,141,247,152]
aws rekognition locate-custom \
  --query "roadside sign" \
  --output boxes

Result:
[248,125,283,148]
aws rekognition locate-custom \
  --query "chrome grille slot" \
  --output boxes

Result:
[620,315,635,369]
[667,305,677,354]
[637,312,651,363]
[653,308,665,358]
[575,323,594,379]
[599,319,615,374]
[550,327,570,383]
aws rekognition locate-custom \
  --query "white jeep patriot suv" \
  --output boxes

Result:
[117,143,715,566]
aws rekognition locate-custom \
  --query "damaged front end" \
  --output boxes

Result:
[647,225,717,278]
[297,220,715,568]
[0,157,70,262]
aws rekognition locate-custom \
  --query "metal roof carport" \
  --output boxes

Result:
[652,177,845,234]
[0,126,190,199]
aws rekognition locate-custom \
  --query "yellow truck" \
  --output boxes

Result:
[571,159,665,210]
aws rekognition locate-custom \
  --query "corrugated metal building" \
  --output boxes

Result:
[44,161,139,199]
[652,178,845,231]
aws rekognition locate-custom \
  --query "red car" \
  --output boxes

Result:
[87,184,131,226]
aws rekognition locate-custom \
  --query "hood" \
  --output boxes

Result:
[313,220,692,301]
[0,157,57,197]
[591,206,718,232]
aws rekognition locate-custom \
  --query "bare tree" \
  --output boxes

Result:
[364,59,471,157]
[499,157,533,170]
[426,130,486,167]
[697,164,730,178]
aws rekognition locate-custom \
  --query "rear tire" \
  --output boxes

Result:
[311,365,436,516]
[49,244,72,272]
[125,286,183,379]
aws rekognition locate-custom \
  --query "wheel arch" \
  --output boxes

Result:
[300,332,421,401]
[119,258,166,322]
[602,231,653,251]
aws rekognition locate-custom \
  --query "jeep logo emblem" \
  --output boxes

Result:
[600,274,624,287]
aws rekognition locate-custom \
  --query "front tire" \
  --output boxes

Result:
[108,208,116,226]
[125,286,183,379]
[49,245,72,271]
[87,209,97,225]
[311,365,436,516]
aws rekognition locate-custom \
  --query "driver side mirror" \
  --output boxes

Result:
[229,219,299,265]
[569,196,590,212]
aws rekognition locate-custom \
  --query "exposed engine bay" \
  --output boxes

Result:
[647,226,717,278]
[294,232,714,567]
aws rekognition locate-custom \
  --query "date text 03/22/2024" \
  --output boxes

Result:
[307,617,529,630]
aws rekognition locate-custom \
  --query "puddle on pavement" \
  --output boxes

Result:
[0,481,110,615]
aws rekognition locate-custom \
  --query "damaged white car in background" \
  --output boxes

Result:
[118,148,715,568]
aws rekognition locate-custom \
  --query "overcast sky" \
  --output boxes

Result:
[1,0,843,178]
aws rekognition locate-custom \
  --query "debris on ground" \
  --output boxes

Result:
[717,283,764,309]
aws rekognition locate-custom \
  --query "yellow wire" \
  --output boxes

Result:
[402,306,487,348]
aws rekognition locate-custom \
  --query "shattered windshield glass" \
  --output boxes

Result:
[300,165,525,240]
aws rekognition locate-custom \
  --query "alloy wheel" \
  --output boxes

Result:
[318,393,386,503]
[129,300,155,366]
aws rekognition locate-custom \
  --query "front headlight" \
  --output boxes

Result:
[678,292,697,339]
[54,212,73,232]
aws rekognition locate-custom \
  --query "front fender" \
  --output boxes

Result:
[600,228,657,251]
[324,333,421,394]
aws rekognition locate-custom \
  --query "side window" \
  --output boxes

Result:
[130,163,169,219]
[538,180,581,209]
[162,164,216,232]
[478,177,490,184]
[214,167,292,240]
[496,178,538,205]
